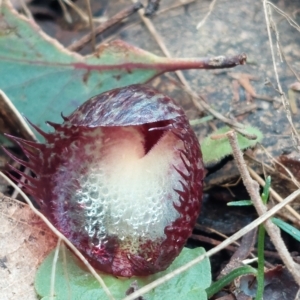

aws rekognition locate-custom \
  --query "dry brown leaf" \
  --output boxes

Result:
[0,194,57,300]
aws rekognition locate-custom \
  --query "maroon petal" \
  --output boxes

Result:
[6,84,204,277]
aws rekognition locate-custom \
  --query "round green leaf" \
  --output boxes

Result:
[35,245,211,300]
[201,125,263,165]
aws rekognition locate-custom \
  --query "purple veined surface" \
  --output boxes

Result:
[5,84,204,277]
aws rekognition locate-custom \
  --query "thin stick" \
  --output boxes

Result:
[96,1,196,46]
[190,234,237,252]
[63,0,89,23]
[11,167,30,199]
[163,75,254,139]
[131,6,249,139]
[226,130,300,285]
[258,146,300,189]
[50,238,62,299]
[68,3,143,52]
[58,0,72,23]
[245,153,300,224]
[122,187,300,300]
[131,0,193,88]
[158,0,196,15]
[248,166,300,222]
[19,0,33,20]
[185,87,257,140]
[266,1,300,32]
[0,172,115,300]
[133,1,176,59]
[196,0,217,29]
[85,0,95,52]
[125,2,300,297]
[262,0,300,149]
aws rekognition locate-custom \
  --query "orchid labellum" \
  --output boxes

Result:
[7,84,204,277]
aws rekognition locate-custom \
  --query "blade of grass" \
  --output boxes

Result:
[256,224,266,300]
[256,176,270,300]
[206,265,257,298]
[272,217,300,242]
[227,200,253,206]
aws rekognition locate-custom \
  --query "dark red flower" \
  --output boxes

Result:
[6,84,204,277]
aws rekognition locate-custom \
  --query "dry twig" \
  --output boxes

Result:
[123,187,300,300]
[262,0,300,150]
[266,1,300,32]
[0,172,115,300]
[62,0,89,23]
[132,1,259,142]
[68,3,143,52]
[58,0,72,23]
[196,0,217,29]
[85,0,95,52]
[80,2,300,297]
[226,130,300,285]
[248,165,300,223]
[19,0,33,20]
[158,0,196,15]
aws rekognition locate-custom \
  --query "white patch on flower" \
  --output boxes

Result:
[55,126,187,253]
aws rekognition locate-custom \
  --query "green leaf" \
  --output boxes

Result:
[206,265,257,298]
[227,200,253,206]
[256,223,266,299]
[0,3,223,140]
[272,217,300,242]
[261,176,271,204]
[0,3,158,136]
[201,126,263,165]
[35,246,211,300]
